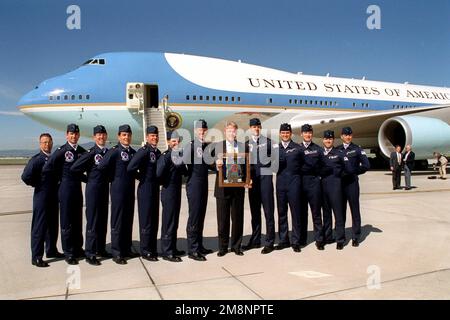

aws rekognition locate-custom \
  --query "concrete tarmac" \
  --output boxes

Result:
[0,165,449,300]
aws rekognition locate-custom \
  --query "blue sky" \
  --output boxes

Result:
[1,0,450,150]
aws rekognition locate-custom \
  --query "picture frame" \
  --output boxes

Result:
[218,152,251,187]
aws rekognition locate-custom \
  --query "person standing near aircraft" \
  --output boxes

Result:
[97,124,136,265]
[402,145,415,190]
[390,145,403,190]
[275,123,304,252]
[338,127,370,247]
[70,125,110,266]
[214,121,249,257]
[43,124,87,265]
[243,118,276,254]
[127,126,161,262]
[183,119,214,261]
[433,152,448,180]
[320,130,345,250]
[299,124,326,250]
[157,131,187,262]
[21,133,63,267]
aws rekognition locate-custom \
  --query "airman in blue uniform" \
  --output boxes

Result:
[299,124,326,250]
[338,127,370,247]
[97,124,136,264]
[71,125,110,265]
[183,120,214,261]
[21,133,62,267]
[243,118,276,254]
[127,125,161,262]
[42,124,87,265]
[275,123,304,252]
[320,130,346,250]
[157,131,187,262]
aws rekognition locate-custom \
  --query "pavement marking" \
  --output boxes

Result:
[289,271,332,279]
[24,284,154,300]
[156,271,265,288]
[0,210,32,216]
[299,267,450,300]
[222,267,264,300]
[137,257,164,300]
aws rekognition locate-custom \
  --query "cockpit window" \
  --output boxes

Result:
[82,58,106,66]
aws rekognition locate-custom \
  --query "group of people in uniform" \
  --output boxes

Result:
[22,118,370,268]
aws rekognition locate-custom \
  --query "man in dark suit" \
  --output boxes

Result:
[390,145,403,190]
[213,121,249,257]
[402,145,415,190]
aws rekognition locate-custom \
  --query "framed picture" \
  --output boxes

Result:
[218,153,251,187]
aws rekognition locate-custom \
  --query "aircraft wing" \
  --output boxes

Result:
[262,104,450,145]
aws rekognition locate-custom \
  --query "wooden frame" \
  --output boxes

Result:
[218,153,251,187]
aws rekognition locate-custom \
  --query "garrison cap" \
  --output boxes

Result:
[279,123,292,132]
[194,119,208,129]
[323,130,335,139]
[341,127,353,135]
[301,123,313,132]
[66,123,79,133]
[249,118,261,126]
[167,130,180,140]
[118,124,132,134]
[93,125,107,135]
[146,125,159,135]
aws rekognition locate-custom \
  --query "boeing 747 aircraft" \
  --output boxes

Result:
[17,52,450,162]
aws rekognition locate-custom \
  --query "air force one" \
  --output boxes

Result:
[17,52,450,162]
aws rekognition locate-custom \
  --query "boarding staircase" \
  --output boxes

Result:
[143,105,168,151]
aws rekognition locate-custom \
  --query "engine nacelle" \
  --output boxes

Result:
[378,115,450,159]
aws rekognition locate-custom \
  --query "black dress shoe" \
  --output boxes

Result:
[352,239,360,247]
[275,243,290,250]
[231,248,244,256]
[163,255,182,262]
[32,258,49,267]
[174,249,186,256]
[261,246,274,254]
[188,252,207,261]
[316,242,325,250]
[336,243,344,250]
[96,250,113,258]
[292,245,301,253]
[113,256,127,265]
[65,257,78,265]
[142,253,159,262]
[242,243,261,251]
[199,247,213,255]
[217,250,228,257]
[86,256,101,266]
[46,251,64,259]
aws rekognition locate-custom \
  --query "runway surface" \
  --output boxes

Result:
[0,165,449,300]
